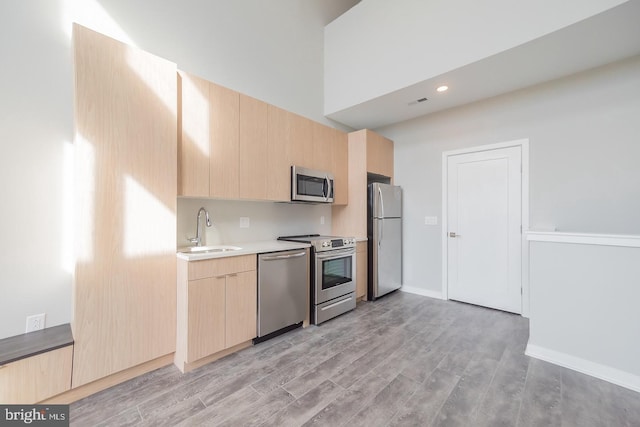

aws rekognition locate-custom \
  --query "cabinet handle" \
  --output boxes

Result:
[227,273,238,277]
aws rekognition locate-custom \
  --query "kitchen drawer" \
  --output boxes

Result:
[188,254,256,280]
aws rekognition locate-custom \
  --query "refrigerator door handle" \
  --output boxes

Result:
[378,186,384,218]
[378,218,383,247]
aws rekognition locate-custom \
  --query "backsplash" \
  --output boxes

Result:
[177,198,333,247]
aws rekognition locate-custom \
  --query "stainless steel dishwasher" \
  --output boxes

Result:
[256,248,309,342]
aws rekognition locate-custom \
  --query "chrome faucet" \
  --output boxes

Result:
[188,207,212,246]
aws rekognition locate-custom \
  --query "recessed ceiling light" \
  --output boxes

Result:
[437,85,449,92]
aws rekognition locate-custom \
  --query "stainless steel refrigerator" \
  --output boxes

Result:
[368,183,402,300]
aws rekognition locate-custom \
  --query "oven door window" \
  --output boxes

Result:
[322,256,352,290]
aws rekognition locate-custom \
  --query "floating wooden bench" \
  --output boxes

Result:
[0,324,73,403]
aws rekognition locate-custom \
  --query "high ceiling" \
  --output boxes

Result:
[325,1,640,130]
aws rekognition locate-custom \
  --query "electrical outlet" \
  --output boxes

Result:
[320,216,325,225]
[239,217,250,228]
[26,313,46,333]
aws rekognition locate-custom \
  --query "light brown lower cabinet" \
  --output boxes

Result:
[176,255,257,372]
[0,346,73,404]
[225,271,258,348]
[356,241,368,300]
[187,276,226,362]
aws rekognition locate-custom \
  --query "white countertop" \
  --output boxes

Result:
[176,240,311,261]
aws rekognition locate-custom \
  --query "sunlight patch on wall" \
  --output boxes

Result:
[75,134,94,264]
[62,0,135,45]
[124,175,175,257]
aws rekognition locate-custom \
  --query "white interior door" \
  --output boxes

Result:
[447,146,522,313]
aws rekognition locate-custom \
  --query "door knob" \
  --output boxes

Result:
[449,232,460,238]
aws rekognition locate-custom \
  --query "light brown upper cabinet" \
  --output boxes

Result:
[312,122,333,172]
[312,122,348,205]
[290,112,315,170]
[267,106,294,202]
[73,24,177,387]
[179,71,347,203]
[178,71,239,198]
[210,83,240,199]
[178,71,210,197]
[365,129,394,178]
[239,94,269,200]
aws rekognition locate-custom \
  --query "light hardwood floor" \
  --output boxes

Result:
[70,292,640,426]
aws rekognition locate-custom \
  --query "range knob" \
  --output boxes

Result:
[322,241,330,247]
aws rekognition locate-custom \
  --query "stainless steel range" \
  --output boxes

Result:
[278,234,356,324]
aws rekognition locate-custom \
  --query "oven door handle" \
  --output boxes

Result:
[315,248,355,259]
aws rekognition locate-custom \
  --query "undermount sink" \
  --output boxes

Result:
[178,245,242,254]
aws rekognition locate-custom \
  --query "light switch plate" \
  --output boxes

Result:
[239,217,250,228]
[425,216,438,225]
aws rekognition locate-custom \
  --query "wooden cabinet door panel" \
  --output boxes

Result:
[226,270,257,347]
[331,128,348,205]
[188,277,226,362]
[72,24,177,387]
[239,94,268,200]
[312,122,333,172]
[366,130,394,179]
[267,106,292,202]
[210,82,239,198]
[291,113,314,169]
[178,71,210,197]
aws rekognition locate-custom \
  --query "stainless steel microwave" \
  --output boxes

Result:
[291,165,334,203]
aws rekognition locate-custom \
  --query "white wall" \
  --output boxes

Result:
[324,0,627,114]
[0,0,356,339]
[377,56,640,295]
[177,199,332,247]
[527,238,640,392]
[86,0,358,126]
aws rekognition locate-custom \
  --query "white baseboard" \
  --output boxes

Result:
[400,286,443,300]
[525,343,640,393]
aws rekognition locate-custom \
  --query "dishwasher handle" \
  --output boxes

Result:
[260,251,307,261]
